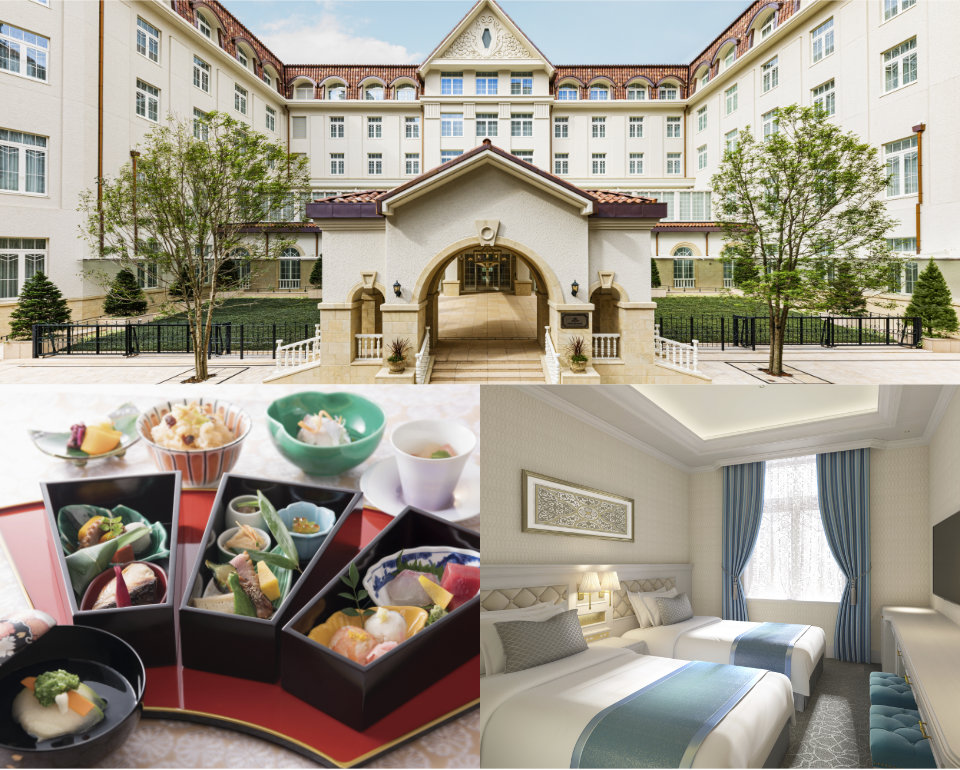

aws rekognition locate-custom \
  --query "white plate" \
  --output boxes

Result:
[359,456,480,522]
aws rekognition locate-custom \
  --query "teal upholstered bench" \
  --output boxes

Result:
[870,672,918,710]
[869,705,936,768]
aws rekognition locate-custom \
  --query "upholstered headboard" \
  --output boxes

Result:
[480,585,569,612]
[612,578,677,619]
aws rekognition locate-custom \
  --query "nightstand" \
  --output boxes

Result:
[583,628,611,643]
[589,637,648,654]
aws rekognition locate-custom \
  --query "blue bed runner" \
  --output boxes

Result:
[730,623,809,680]
[570,661,765,768]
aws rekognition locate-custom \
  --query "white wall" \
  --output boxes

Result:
[929,390,960,625]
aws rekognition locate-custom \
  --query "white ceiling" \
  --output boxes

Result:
[522,385,955,472]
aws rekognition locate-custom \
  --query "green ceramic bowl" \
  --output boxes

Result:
[266,392,386,476]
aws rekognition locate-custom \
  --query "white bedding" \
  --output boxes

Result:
[622,616,826,696]
[480,646,795,768]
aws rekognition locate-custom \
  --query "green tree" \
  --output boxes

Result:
[713,105,899,375]
[80,111,309,381]
[9,272,71,339]
[822,263,867,315]
[103,268,148,316]
[309,258,322,288]
[906,260,959,337]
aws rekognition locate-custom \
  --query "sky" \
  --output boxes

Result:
[220,0,750,65]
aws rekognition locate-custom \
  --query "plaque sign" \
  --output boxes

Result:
[560,312,589,330]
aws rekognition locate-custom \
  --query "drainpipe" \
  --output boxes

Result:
[97,0,105,255]
[912,123,925,254]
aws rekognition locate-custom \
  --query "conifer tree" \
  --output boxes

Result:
[103,268,148,316]
[309,258,322,288]
[823,263,867,315]
[905,260,959,337]
[8,272,71,339]
[650,259,661,288]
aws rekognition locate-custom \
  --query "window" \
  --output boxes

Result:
[723,260,735,288]
[405,116,420,139]
[697,105,707,132]
[904,260,919,293]
[760,13,776,40]
[589,83,609,100]
[234,83,247,115]
[762,109,779,140]
[367,116,382,138]
[883,37,917,93]
[364,84,384,101]
[666,116,681,138]
[327,84,346,101]
[476,113,498,138]
[396,85,416,101]
[511,72,533,95]
[405,153,420,175]
[673,253,694,287]
[629,152,644,175]
[291,116,306,139]
[725,129,738,152]
[441,149,462,163]
[699,71,710,90]
[811,18,834,63]
[441,72,463,96]
[294,84,314,100]
[330,153,344,175]
[513,150,533,163]
[137,259,158,290]
[627,84,647,100]
[441,113,463,137]
[265,105,276,132]
[511,113,533,138]
[658,84,679,100]
[557,83,578,100]
[196,12,212,39]
[135,79,159,122]
[0,238,46,298]
[697,144,708,170]
[367,153,382,175]
[743,455,845,602]
[330,116,344,138]
[476,73,498,95]
[884,0,916,21]
[192,55,210,92]
[884,136,918,197]
[887,239,918,293]
[635,190,712,221]
[1,23,49,81]
[725,84,738,114]
[666,152,682,175]
[553,153,568,175]
[0,129,46,195]
[629,116,644,138]
[236,48,248,69]
[554,117,568,139]
[762,56,779,92]
[279,250,300,289]
[262,71,272,87]
[812,79,836,116]
[591,116,605,139]
[720,46,735,72]
[591,153,606,175]
[136,18,160,63]
[192,108,208,140]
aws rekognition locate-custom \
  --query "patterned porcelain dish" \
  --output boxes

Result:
[362,546,481,607]
[28,403,140,467]
[137,399,251,488]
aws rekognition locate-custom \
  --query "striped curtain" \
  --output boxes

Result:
[721,462,766,621]
[816,449,871,663]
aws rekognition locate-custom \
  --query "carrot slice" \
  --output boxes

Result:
[20,677,96,716]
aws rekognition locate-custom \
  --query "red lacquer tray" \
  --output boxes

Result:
[0,491,479,767]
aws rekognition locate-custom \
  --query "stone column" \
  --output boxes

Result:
[442,258,461,296]
[316,301,359,384]
[614,301,657,383]
[515,259,532,296]
[376,301,426,384]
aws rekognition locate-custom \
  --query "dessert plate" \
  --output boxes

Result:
[359,457,480,522]
[28,403,140,466]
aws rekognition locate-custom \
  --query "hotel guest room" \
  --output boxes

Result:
[479,384,960,769]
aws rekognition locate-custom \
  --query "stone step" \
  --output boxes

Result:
[429,376,546,384]
[432,361,543,371]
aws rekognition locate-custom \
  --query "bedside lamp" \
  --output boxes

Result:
[579,570,602,609]
[599,570,620,604]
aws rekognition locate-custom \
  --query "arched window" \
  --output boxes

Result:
[759,11,777,41]
[395,84,416,101]
[557,83,579,100]
[626,84,647,100]
[658,83,679,100]
[364,84,385,100]
[228,247,251,289]
[281,247,300,258]
[673,247,693,257]
[279,247,301,289]
[589,83,609,100]
[327,83,346,101]
[293,81,315,100]
[195,10,213,39]
[673,248,695,288]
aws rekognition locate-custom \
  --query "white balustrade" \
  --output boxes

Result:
[275,324,321,370]
[279,279,301,290]
[653,328,700,374]
[673,278,696,289]
[592,333,620,360]
[355,333,383,360]
[544,326,561,384]
[415,326,431,384]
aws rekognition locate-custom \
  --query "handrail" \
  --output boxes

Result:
[592,333,620,360]
[415,326,431,384]
[355,333,383,360]
[544,326,561,384]
[653,326,700,374]
[275,323,321,370]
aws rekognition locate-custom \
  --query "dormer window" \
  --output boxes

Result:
[328,84,346,100]
[658,84,679,100]
[237,48,248,68]
[589,84,609,100]
[627,84,647,100]
[482,27,492,49]
[196,12,212,39]
[557,83,578,100]
[722,47,735,71]
[294,84,314,100]
[760,14,776,40]
[365,84,385,100]
[396,84,416,101]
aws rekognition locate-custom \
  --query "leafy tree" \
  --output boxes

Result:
[650,258,661,288]
[9,272,71,339]
[906,260,959,337]
[80,111,309,381]
[714,105,899,375]
[309,258,322,288]
[103,268,148,316]
[822,263,867,315]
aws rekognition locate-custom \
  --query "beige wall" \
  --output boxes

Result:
[929,390,960,625]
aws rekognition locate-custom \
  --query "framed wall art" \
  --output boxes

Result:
[521,470,634,541]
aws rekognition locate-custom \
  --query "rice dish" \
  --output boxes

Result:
[150,402,235,450]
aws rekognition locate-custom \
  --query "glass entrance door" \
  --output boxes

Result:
[461,251,513,293]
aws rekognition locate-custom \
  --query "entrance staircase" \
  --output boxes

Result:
[428,340,546,383]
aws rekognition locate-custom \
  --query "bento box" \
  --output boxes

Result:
[178,473,363,682]
[39,472,182,667]
[280,507,480,730]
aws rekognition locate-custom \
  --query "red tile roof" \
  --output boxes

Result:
[282,65,420,99]
[318,191,389,204]
[553,66,689,99]
[585,190,657,204]
[652,221,722,231]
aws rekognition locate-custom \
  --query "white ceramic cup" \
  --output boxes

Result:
[390,419,477,511]
[224,494,265,530]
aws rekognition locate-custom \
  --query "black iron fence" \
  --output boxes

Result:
[655,314,922,350]
[31,321,318,359]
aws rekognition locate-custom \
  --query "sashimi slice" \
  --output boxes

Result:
[440,563,479,610]
[385,570,438,606]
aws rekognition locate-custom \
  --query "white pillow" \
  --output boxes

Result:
[480,603,566,676]
[641,587,679,627]
[627,587,673,627]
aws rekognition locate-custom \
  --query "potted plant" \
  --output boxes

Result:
[565,336,589,373]
[387,338,411,373]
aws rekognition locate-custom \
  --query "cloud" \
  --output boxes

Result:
[258,11,423,64]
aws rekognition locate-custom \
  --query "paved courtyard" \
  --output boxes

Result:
[437,293,537,339]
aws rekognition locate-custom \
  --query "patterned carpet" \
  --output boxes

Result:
[782,659,880,768]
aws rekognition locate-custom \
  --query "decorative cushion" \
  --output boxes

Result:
[656,593,694,626]
[480,603,565,676]
[871,671,907,687]
[870,705,936,769]
[641,587,679,627]
[870,679,918,710]
[495,609,588,674]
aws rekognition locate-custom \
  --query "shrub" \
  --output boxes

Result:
[651,259,661,288]
[8,271,72,339]
[103,268,148,316]
[309,258,322,288]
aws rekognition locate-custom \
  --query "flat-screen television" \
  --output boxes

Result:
[933,510,960,605]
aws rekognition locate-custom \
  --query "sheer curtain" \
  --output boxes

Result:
[743,455,845,602]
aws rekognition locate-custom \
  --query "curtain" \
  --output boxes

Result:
[722,461,766,621]
[816,448,871,663]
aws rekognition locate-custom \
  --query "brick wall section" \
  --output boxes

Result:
[553,66,690,99]
[282,65,420,99]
